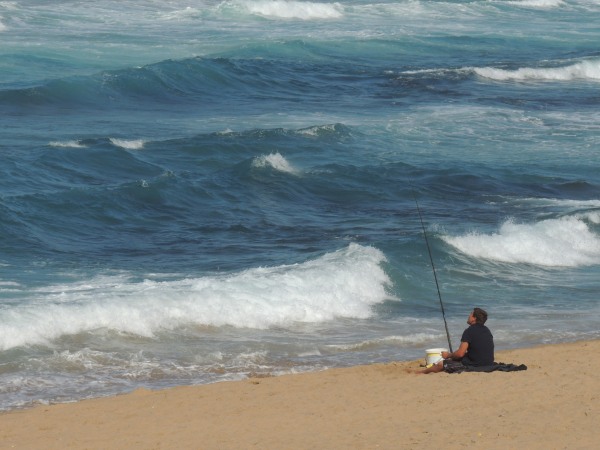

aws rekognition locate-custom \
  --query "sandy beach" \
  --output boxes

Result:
[1,339,598,449]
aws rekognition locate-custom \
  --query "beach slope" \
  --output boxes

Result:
[1,340,598,449]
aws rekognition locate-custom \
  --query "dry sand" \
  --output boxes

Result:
[1,340,598,449]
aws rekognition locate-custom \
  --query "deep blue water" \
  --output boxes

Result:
[1,0,599,410]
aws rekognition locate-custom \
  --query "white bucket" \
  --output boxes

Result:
[425,348,448,367]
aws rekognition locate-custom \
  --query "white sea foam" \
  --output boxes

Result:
[0,1,18,8]
[235,0,343,20]
[252,152,298,174]
[324,333,442,352]
[296,124,339,136]
[49,140,87,148]
[160,6,201,20]
[474,59,600,82]
[0,281,21,293]
[443,216,600,267]
[515,198,600,209]
[109,138,146,150]
[0,2,13,31]
[504,0,564,8]
[0,244,390,350]
[582,211,600,224]
[497,198,600,224]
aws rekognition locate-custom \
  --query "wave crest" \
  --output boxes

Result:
[505,0,564,8]
[474,59,600,82]
[0,244,390,350]
[443,216,600,267]
[251,152,298,174]
[232,0,343,20]
[109,138,146,150]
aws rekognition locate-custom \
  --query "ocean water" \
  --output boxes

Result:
[1,0,599,410]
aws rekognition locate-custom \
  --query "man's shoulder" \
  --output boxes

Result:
[461,323,490,340]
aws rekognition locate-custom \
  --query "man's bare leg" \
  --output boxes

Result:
[418,360,444,374]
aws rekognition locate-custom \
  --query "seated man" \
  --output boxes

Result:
[421,307,494,374]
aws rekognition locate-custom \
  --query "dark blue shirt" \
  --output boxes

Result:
[461,323,494,366]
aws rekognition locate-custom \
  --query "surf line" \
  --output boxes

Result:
[411,183,453,353]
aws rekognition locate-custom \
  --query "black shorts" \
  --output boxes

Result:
[443,359,467,373]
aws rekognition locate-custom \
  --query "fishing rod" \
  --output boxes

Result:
[411,184,453,353]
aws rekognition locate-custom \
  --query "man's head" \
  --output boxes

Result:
[470,307,488,325]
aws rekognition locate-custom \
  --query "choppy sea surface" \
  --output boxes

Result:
[1,0,599,410]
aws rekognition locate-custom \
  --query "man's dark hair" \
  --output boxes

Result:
[473,307,488,324]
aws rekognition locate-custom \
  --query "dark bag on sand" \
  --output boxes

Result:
[444,360,527,374]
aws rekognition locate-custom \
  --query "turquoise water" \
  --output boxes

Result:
[1,0,599,410]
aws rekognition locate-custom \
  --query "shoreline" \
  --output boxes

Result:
[1,339,598,449]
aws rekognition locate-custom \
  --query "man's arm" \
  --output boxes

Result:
[442,341,469,360]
